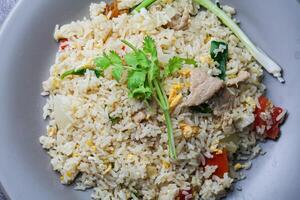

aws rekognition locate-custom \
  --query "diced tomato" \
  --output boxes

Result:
[121,45,126,51]
[266,106,284,140]
[253,96,285,140]
[205,150,229,178]
[177,189,193,200]
[59,38,69,51]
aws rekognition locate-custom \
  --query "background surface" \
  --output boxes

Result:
[0,0,299,200]
[0,0,16,199]
[0,1,17,199]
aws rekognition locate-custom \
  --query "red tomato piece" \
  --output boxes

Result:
[253,96,285,140]
[205,150,229,178]
[266,106,283,140]
[177,189,193,200]
[59,38,69,51]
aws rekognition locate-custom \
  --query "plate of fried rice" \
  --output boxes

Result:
[0,0,299,200]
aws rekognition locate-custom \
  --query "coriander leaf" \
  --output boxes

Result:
[94,56,111,70]
[61,68,102,79]
[109,116,121,124]
[112,65,124,81]
[129,86,152,100]
[183,58,197,66]
[190,103,213,113]
[124,52,139,68]
[149,63,160,81]
[61,68,87,79]
[92,69,102,78]
[143,36,158,61]
[127,70,146,90]
[210,40,228,80]
[164,56,184,77]
[135,50,150,69]
[108,51,123,65]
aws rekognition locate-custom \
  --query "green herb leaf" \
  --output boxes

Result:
[163,56,197,77]
[129,86,152,100]
[61,68,102,79]
[210,40,228,80]
[190,103,213,113]
[135,50,150,69]
[94,55,111,70]
[108,51,123,65]
[124,52,139,68]
[164,56,184,77]
[183,58,197,66]
[109,116,121,124]
[93,69,102,78]
[127,70,147,90]
[149,63,160,81]
[61,68,87,79]
[143,36,158,62]
[112,65,124,81]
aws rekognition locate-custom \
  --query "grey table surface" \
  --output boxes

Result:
[0,0,16,198]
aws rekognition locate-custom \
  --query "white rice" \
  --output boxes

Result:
[40,0,266,199]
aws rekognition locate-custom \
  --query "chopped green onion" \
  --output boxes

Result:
[193,0,284,82]
[133,0,157,12]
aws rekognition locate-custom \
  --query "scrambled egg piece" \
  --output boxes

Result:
[72,153,80,157]
[168,84,183,110]
[47,126,57,137]
[146,165,158,178]
[179,123,199,139]
[86,139,94,147]
[234,163,245,171]
[204,35,212,44]
[103,164,112,175]
[210,146,223,155]
[127,153,135,161]
[86,140,97,152]
[178,68,191,77]
[170,93,183,110]
[227,73,238,79]
[200,55,213,65]
[162,160,171,169]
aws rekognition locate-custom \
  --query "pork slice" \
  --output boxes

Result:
[185,69,224,106]
[211,88,236,115]
[227,71,250,86]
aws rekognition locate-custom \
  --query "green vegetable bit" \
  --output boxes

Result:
[164,56,197,77]
[133,0,157,12]
[60,67,101,79]
[210,40,228,80]
[193,0,283,82]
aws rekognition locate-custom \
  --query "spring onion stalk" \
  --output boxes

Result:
[193,0,284,82]
[153,80,177,159]
[133,0,157,12]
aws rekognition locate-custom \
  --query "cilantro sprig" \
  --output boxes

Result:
[95,36,180,159]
